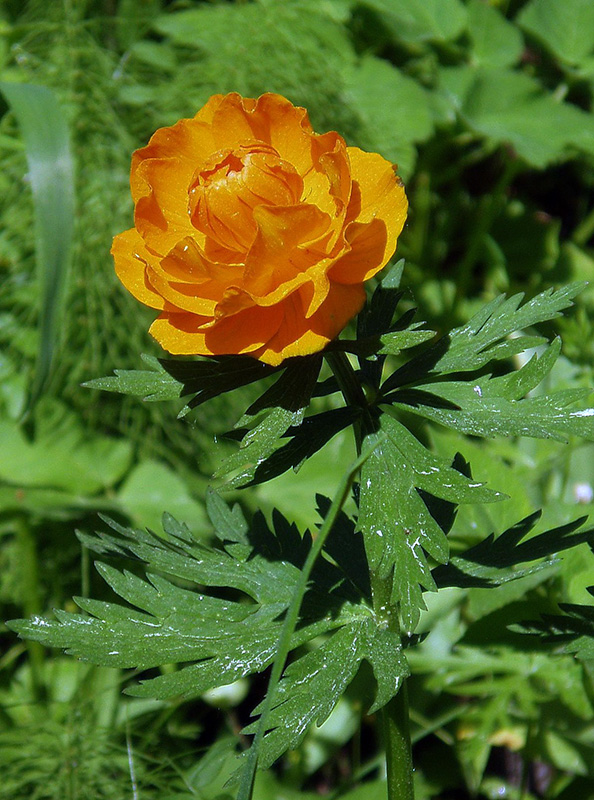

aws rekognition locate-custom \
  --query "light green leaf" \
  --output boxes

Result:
[0,82,75,411]
[440,67,594,167]
[361,0,467,43]
[518,0,594,66]
[467,0,524,68]
[83,354,184,403]
[0,406,132,497]
[117,460,208,533]
[344,56,433,178]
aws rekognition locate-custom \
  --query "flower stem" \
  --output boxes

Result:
[370,572,414,800]
[326,350,415,800]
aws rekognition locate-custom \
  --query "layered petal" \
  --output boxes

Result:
[114,93,408,365]
[111,228,165,310]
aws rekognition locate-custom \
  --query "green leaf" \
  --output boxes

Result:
[390,380,594,442]
[383,283,584,390]
[83,354,184,403]
[243,618,408,768]
[8,493,406,770]
[151,0,358,134]
[434,512,594,589]
[440,67,594,167]
[344,56,433,178]
[467,0,524,68]
[361,0,467,43]
[518,0,594,67]
[225,407,358,489]
[0,403,132,498]
[358,415,503,631]
[215,357,334,488]
[0,82,75,412]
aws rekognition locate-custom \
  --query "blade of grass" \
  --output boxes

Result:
[0,82,75,413]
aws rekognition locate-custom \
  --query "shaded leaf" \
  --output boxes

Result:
[434,513,594,588]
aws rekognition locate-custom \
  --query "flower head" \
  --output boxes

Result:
[112,93,408,365]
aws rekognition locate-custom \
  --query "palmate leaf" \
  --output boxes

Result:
[382,287,594,443]
[358,415,504,632]
[383,283,585,391]
[84,353,280,410]
[8,493,406,767]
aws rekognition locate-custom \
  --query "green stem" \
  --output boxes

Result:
[237,442,380,800]
[573,203,594,247]
[453,157,520,309]
[369,571,414,800]
[327,352,415,800]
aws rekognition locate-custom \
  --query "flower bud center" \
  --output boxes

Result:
[188,143,303,252]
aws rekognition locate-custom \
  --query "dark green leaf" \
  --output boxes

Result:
[434,512,594,589]
[161,355,280,408]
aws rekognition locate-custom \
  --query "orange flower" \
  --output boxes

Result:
[112,93,408,366]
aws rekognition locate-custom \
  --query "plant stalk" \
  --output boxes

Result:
[327,350,415,800]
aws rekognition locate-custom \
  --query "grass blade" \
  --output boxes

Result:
[0,82,75,412]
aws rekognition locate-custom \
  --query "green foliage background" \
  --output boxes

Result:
[1,0,594,798]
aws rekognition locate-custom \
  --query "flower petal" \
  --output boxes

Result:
[150,303,284,356]
[258,282,366,364]
[111,228,165,310]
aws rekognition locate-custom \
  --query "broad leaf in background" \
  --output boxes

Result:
[0,82,74,411]
[467,0,524,69]
[344,57,433,179]
[360,0,467,43]
[518,0,594,67]
[440,67,594,167]
[150,0,358,134]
